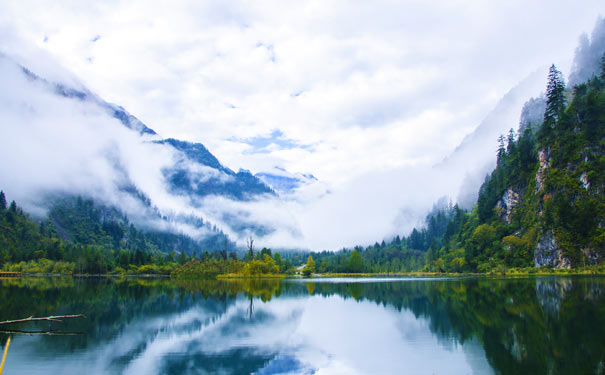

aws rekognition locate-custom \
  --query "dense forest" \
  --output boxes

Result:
[0,194,210,274]
[0,193,297,276]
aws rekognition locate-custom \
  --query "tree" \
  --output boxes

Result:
[302,255,315,276]
[0,191,6,210]
[347,249,365,273]
[601,52,605,81]
[506,128,517,154]
[319,259,328,273]
[259,247,272,260]
[497,134,506,164]
[394,235,401,246]
[542,64,566,140]
[273,252,282,270]
[9,200,17,213]
[178,250,188,264]
[246,236,254,261]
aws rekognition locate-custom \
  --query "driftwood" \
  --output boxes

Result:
[0,329,84,336]
[0,314,85,325]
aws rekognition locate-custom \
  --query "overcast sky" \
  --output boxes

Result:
[2,1,603,186]
[1,1,604,249]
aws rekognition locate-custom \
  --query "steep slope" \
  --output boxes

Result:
[426,63,604,272]
[159,138,274,201]
[0,52,274,250]
[435,68,546,208]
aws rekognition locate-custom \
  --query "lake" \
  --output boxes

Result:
[0,276,603,374]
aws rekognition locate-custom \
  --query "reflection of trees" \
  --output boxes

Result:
[290,277,605,375]
[2,276,603,375]
[173,278,281,302]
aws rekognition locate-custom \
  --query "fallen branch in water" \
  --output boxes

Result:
[0,314,85,325]
[0,329,84,336]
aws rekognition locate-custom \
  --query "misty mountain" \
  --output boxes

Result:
[434,68,546,209]
[255,167,318,195]
[0,52,277,251]
[19,56,274,203]
[19,61,157,136]
[568,17,605,87]
[158,138,274,201]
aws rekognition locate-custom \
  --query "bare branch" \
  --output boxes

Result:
[0,314,85,326]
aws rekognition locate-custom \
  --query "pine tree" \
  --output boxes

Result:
[0,191,6,210]
[542,65,566,140]
[9,200,17,213]
[506,128,516,154]
[601,52,605,81]
[347,249,365,273]
[497,135,506,164]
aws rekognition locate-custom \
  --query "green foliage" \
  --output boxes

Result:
[302,255,315,276]
[347,249,366,273]
[243,254,280,276]
[0,193,188,275]
[426,62,605,272]
[171,258,245,279]
[171,252,283,279]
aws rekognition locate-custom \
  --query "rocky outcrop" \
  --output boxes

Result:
[534,230,571,269]
[496,187,520,224]
[535,149,550,192]
[579,171,590,190]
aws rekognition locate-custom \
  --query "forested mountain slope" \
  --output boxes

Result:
[425,61,604,272]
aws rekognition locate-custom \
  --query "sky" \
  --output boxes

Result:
[1,1,604,249]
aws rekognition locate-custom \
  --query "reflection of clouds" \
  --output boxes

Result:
[123,297,305,374]
[289,296,486,375]
[4,291,494,375]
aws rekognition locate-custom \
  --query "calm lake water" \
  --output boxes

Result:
[0,276,603,374]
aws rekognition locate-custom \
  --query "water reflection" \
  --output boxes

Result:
[0,276,602,374]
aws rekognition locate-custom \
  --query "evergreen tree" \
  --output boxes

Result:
[497,135,506,164]
[601,52,605,81]
[347,249,365,273]
[542,64,566,141]
[0,191,6,210]
[506,128,516,154]
[178,250,188,264]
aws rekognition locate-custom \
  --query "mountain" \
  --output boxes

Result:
[16,55,274,202]
[0,52,275,252]
[427,62,604,271]
[159,138,274,201]
[435,68,546,209]
[255,167,318,195]
[568,17,605,87]
[19,62,157,136]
